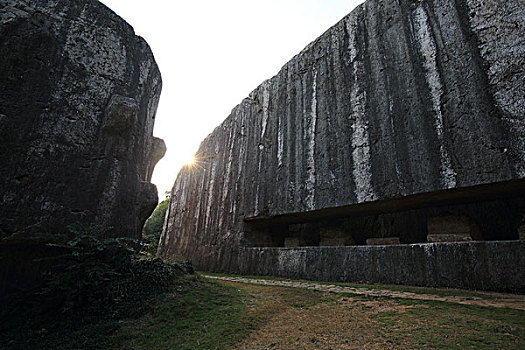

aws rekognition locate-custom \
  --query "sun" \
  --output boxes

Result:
[183,154,196,166]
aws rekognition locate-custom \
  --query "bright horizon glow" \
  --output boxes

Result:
[98,0,363,194]
[183,154,196,167]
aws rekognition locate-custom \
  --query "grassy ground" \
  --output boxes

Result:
[223,281,524,349]
[372,298,524,349]
[2,274,247,350]
[111,274,524,349]
[8,273,522,349]
[115,276,254,350]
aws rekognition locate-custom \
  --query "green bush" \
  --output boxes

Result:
[142,197,169,255]
[1,223,192,349]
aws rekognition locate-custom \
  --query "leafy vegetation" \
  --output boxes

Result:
[0,224,192,350]
[142,197,169,255]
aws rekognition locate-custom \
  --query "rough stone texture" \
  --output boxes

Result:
[0,0,164,240]
[235,242,525,293]
[159,0,525,290]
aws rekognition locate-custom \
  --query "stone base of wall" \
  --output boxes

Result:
[234,241,524,293]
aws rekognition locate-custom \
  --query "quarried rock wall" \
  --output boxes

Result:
[159,0,525,290]
[0,0,165,240]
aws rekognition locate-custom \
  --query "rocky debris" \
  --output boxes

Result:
[158,0,524,290]
[0,0,164,240]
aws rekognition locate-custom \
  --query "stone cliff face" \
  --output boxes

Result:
[0,0,165,239]
[159,0,525,276]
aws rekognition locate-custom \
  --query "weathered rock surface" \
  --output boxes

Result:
[159,0,524,290]
[0,0,164,239]
[233,241,525,293]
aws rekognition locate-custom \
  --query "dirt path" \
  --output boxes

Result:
[204,275,525,311]
[226,281,398,350]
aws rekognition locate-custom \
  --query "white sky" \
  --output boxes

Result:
[99,0,363,194]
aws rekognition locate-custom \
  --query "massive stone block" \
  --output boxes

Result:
[236,242,525,292]
[159,0,524,290]
[0,0,164,240]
